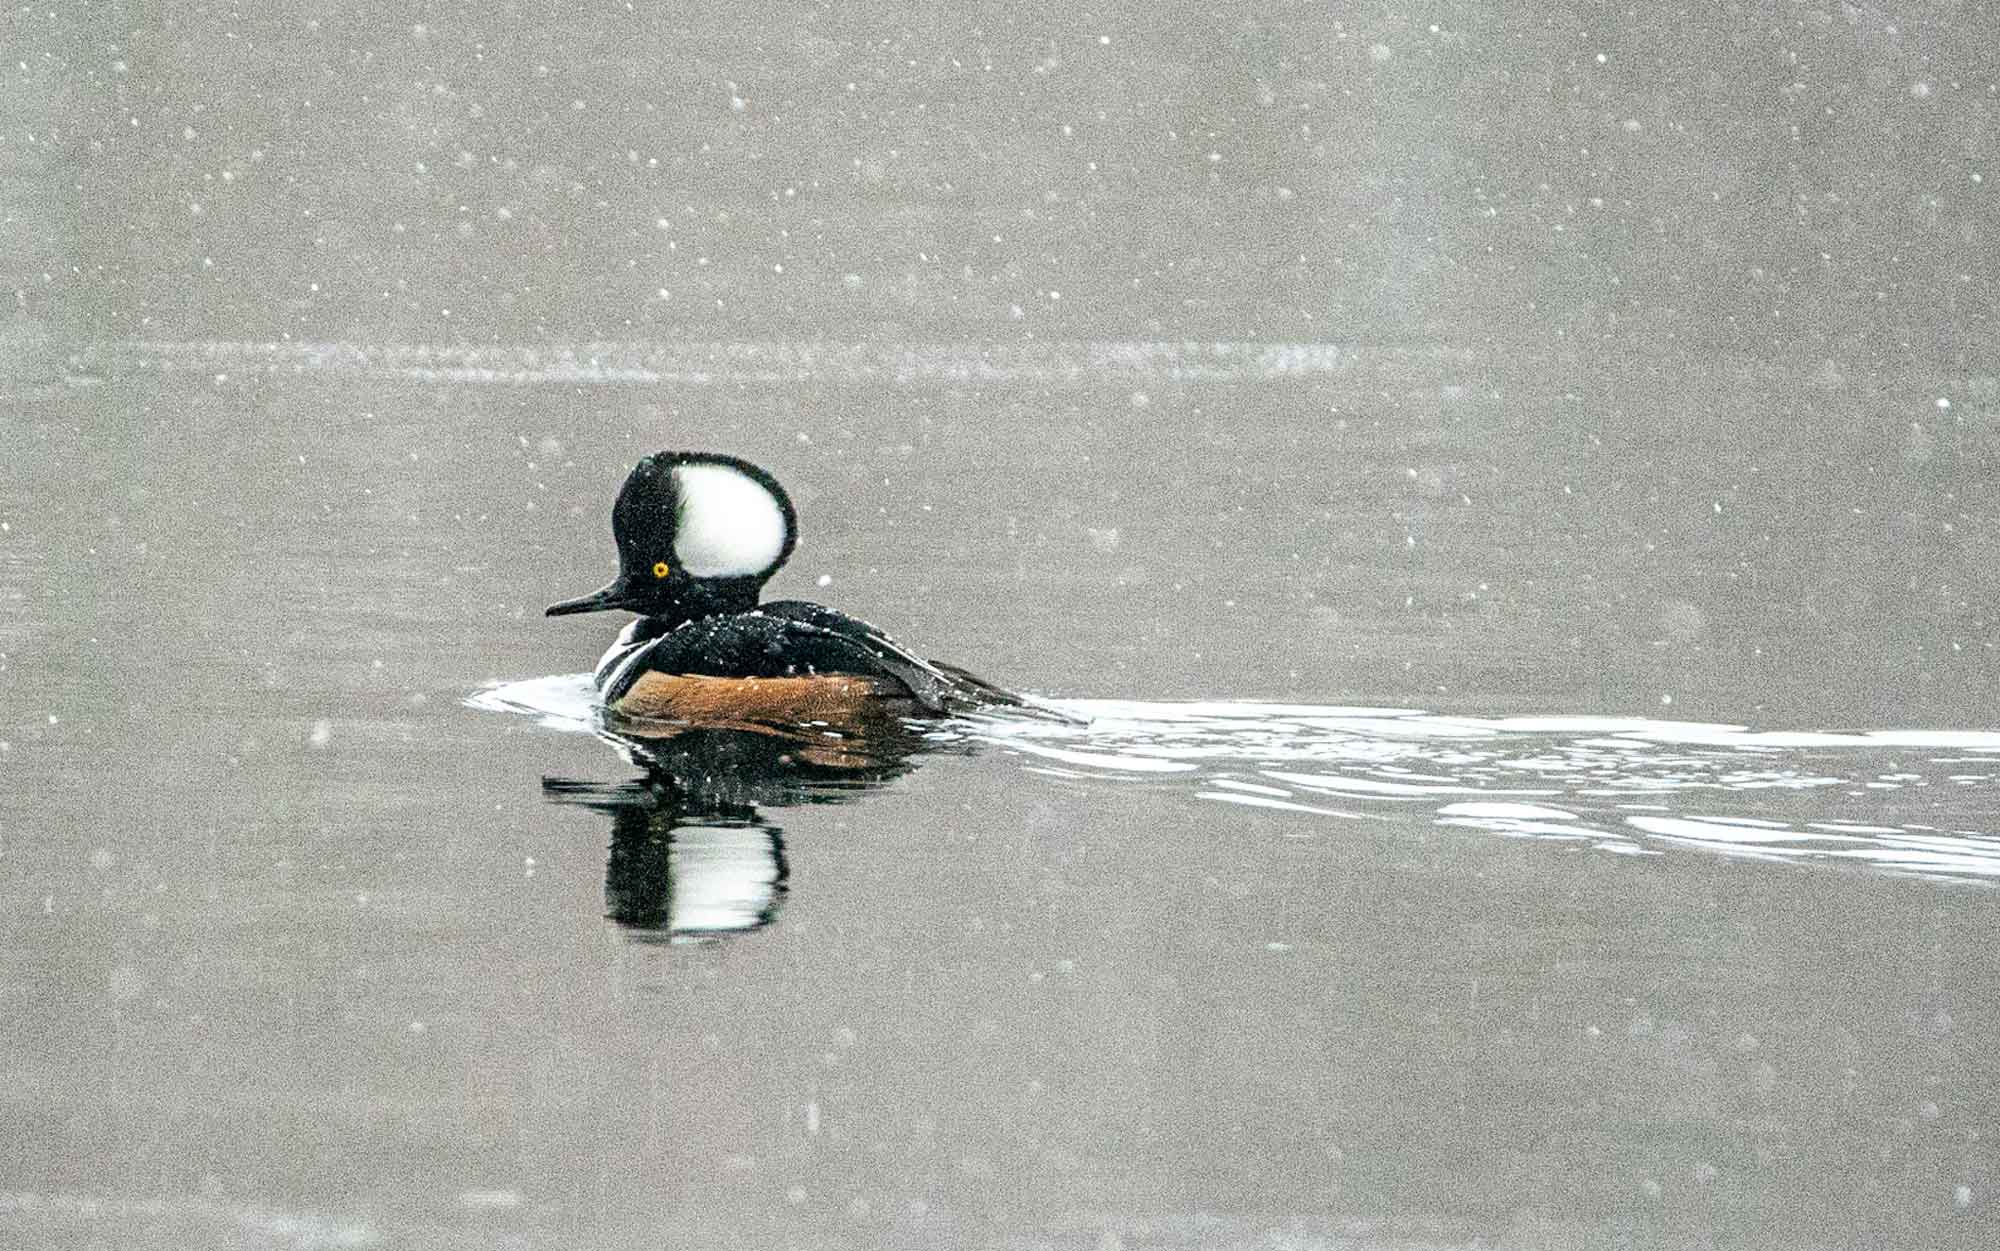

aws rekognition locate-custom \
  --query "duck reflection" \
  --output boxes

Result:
[543,718,948,942]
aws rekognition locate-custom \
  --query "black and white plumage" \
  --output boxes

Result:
[548,451,1046,724]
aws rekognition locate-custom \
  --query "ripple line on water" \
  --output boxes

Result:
[467,681,2000,884]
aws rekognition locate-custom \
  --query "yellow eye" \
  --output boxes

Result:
[652,561,671,579]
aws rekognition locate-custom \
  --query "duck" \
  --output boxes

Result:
[547,451,1046,729]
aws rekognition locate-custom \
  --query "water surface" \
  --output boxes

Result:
[4,357,1997,1249]
[5,0,2000,1244]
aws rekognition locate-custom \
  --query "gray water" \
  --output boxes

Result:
[5,4,2000,1250]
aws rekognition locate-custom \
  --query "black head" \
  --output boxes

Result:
[547,452,798,622]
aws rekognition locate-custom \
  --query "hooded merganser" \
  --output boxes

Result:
[547,451,1038,728]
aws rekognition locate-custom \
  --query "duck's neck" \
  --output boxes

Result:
[632,579,762,636]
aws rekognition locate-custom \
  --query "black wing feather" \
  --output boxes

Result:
[760,603,1080,721]
[757,601,991,712]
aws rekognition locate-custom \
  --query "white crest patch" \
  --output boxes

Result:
[670,462,789,577]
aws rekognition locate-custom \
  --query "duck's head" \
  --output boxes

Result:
[546,451,797,622]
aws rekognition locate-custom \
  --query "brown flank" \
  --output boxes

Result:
[611,671,915,732]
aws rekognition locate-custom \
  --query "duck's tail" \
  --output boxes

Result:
[930,661,1089,725]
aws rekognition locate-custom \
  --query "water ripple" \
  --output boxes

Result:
[469,681,2000,884]
[80,338,1391,385]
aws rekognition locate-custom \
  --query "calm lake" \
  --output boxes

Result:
[3,3,1998,1248]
